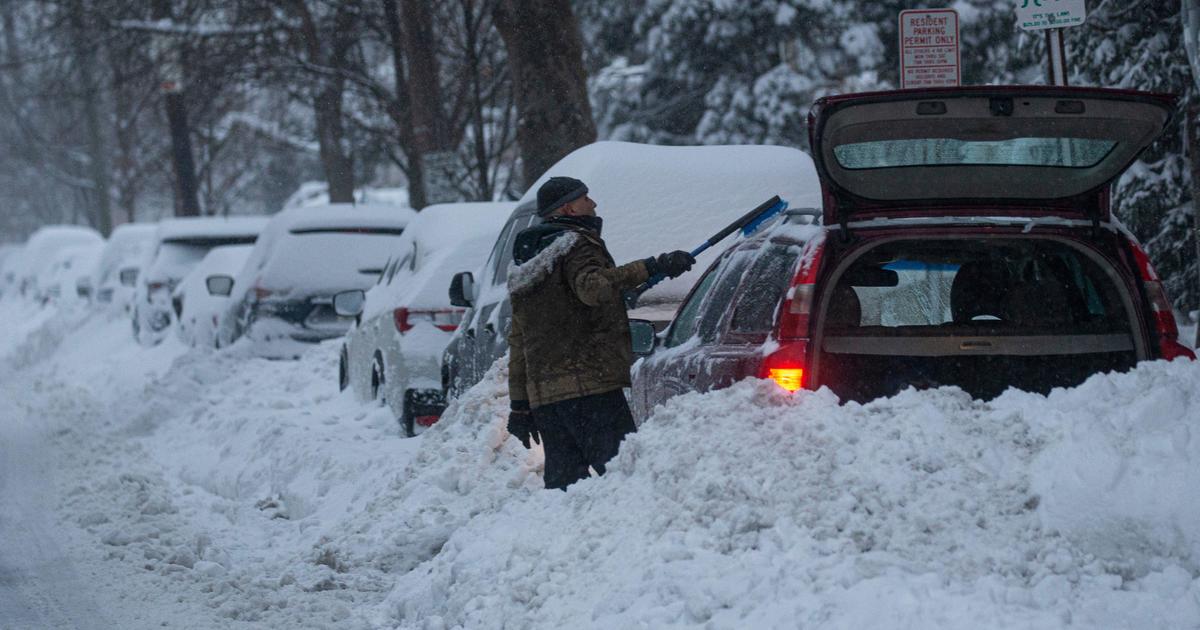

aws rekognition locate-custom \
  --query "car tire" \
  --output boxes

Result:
[338,347,349,391]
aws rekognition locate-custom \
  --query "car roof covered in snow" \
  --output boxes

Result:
[516,141,821,301]
[155,216,269,243]
[96,223,158,284]
[12,225,105,280]
[41,242,105,283]
[236,203,417,297]
[281,203,416,233]
[363,202,513,317]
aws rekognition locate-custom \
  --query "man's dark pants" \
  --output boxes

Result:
[532,389,637,490]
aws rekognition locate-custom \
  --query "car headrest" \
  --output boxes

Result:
[950,259,1012,323]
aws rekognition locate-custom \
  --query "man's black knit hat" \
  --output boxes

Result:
[536,176,588,216]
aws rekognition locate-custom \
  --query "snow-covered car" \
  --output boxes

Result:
[0,244,24,299]
[93,223,157,307]
[133,217,267,346]
[338,202,512,436]
[440,140,822,399]
[220,203,416,358]
[631,86,1197,414]
[9,226,104,301]
[172,244,254,348]
[40,242,104,304]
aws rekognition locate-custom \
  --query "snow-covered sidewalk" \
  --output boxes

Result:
[2,300,1200,628]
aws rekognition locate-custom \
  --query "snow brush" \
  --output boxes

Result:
[628,195,788,307]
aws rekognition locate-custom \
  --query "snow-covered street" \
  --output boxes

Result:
[0,299,1197,629]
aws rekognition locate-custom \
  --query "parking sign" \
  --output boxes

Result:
[900,9,961,89]
[1015,0,1087,31]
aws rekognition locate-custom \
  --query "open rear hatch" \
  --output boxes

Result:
[809,86,1175,226]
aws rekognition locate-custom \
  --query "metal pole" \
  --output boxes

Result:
[1045,28,1068,86]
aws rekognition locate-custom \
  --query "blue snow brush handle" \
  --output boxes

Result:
[630,196,788,303]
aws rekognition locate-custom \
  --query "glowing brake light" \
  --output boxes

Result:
[758,239,825,393]
[767,368,805,392]
[1128,242,1195,361]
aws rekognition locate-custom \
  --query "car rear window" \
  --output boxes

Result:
[833,137,1117,170]
[729,244,803,336]
[829,238,1128,334]
[695,251,754,342]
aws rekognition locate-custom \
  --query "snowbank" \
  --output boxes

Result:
[373,360,1200,629]
[3,294,1199,629]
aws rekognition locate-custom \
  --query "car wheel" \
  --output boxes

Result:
[338,347,349,391]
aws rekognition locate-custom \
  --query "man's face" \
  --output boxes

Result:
[560,195,597,217]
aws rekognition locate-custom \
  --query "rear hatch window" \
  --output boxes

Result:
[259,229,403,296]
[811,87,1174,223]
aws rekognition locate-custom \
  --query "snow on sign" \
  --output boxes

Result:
[899,9,961,89]
[1015,0,1087,31]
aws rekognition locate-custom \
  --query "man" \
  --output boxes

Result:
[506,176,695,490]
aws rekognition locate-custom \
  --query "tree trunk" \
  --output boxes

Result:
[152,0,201,217]
[292,0,355,204]
[69,0,112,234]
[313,83,355,204]
[401,0,455,206]
[382,0,425,209]
[492,0,596,189]
[462,0,491,199]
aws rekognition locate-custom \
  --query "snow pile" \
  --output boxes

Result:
[374,360,1200,629]
[3,293,1199,628]
[319,360,539,581]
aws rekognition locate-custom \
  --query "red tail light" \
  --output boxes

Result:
[759,341,809,392]
[147,281,166,293]
[759,240,826,392]
[394,307,464,334]
[778,240,825,340]
[1129,242,1195,361]
[252,286,273,301]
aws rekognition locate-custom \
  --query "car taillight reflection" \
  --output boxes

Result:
[759,340,809,393]
[767,368,804,392]
[1129,242,1196,361]
[393,308,463,334]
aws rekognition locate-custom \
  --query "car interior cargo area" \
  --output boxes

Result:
[814,236,1142,402]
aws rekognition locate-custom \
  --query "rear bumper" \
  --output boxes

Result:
[405,388,447,427]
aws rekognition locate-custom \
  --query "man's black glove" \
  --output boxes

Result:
[507,401,539,449]
[646,250,696,279]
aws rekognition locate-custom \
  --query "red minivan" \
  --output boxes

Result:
[631,86,1195,413]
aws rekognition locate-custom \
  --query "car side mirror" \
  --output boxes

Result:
[449,271,475,308]
[629,319,657,356]
[206,275,235,297]
[333,289,366,317]
[118,267,138,287]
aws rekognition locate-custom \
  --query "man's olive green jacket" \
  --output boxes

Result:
[507,220,648,409]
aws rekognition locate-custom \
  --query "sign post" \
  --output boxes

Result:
[1015,0,1088,86]
[899,9,961,89]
